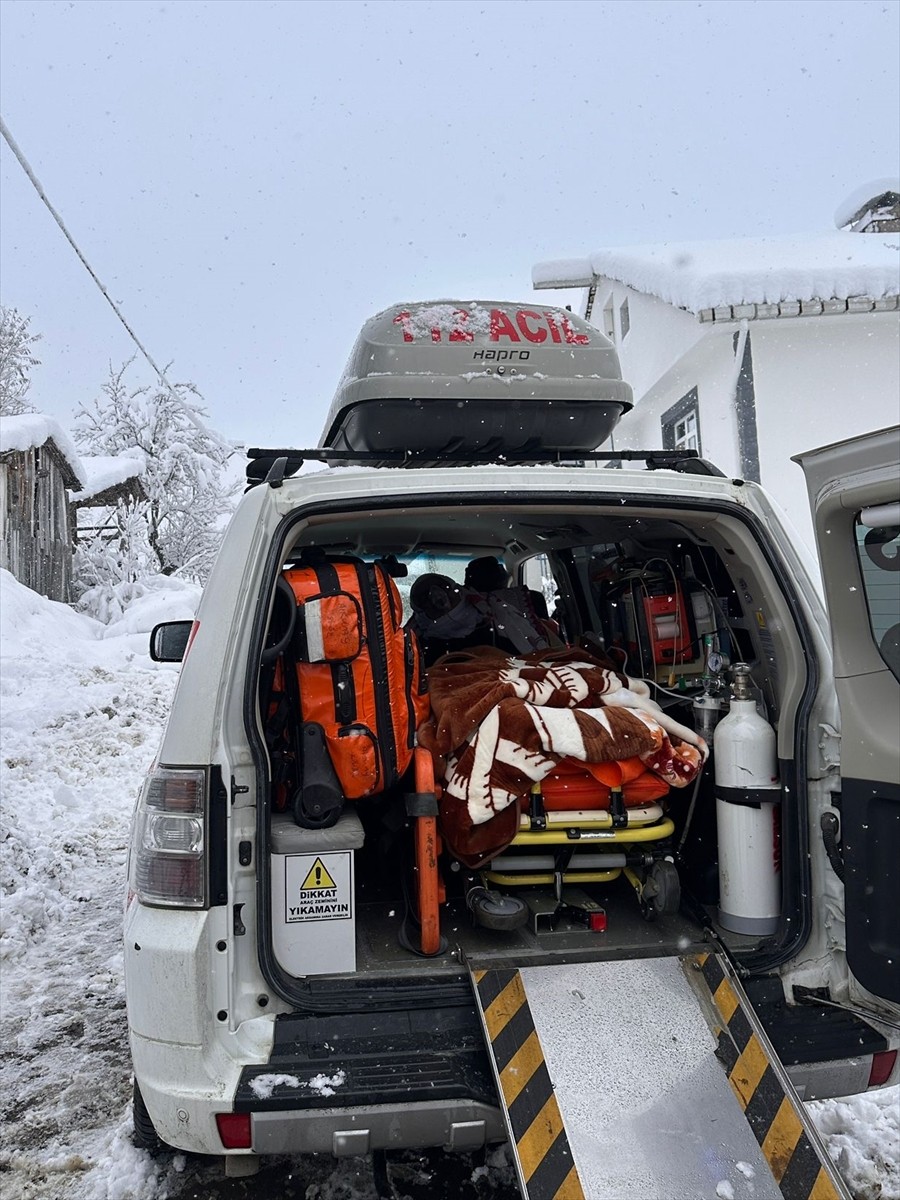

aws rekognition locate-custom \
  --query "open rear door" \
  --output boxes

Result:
[794,426,900,1006]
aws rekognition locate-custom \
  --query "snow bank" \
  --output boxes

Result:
[533,230,900,313]
[0,567,100,660]
[809,1087,900,1200]
[0,570,183,963]
[0,570,189,1197]
[100,574,201,638]
[0,411,87,489]
[75,571,201,634]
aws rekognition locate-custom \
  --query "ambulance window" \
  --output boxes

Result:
[856,507,900,682]
[521,554,558,615]
[395,552,469,623]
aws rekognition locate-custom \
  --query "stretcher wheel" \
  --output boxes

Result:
[467,886,529,931]
[641,860,681,921]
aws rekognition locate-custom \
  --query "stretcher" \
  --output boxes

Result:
[480,778,681,923]
[408,750,681,956]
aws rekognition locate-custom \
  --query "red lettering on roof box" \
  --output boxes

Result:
[393,311,414,343]
[562,315,590,345]
[393,306,590,345]
[490,309,520,342]
[516,310,548,343]
[449,309,474,342]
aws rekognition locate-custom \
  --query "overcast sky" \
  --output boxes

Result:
[1,0,898,450]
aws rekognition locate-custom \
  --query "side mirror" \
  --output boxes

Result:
[150,620,194,663]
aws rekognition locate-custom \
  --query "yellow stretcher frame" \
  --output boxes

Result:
[483,796,677,906]
[517,802,667,831]
[509,817,675,846]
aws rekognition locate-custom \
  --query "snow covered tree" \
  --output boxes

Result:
[0,305,41,416]
[72,497,159,623]
[73,361,236,591]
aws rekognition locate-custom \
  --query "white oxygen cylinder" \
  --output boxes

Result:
[714,664,781,935]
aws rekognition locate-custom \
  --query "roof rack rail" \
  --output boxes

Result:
[244,447,726,486]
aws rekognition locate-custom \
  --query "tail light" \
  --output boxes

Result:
[130,768,207,907]
[868,1049,898,1089]
[216,1112,252,1149]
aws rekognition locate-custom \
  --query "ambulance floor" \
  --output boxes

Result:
[354,884,714,974]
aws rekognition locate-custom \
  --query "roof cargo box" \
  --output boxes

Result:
[320,300,632,457]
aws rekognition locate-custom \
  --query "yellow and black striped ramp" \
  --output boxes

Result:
[471,956,851,1200]
[694,951,851,1200]
[471,967,584,1200]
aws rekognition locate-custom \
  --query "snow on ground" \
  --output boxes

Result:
[0,567,896,1199]
[809,1089,900,1200]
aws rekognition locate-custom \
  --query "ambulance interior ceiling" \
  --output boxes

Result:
[288,502,723,560]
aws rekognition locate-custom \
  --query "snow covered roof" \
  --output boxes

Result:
[77,451,146,502]
[834,178,900,230]
[0,412,87,490]
[532,230,900,315]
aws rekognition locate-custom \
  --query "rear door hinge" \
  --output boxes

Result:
[817,723,841,772]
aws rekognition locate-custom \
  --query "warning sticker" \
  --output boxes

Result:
[300,858,337,891]
[284,851,353,923]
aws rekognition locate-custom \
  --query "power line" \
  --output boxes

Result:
[0,114,232,455]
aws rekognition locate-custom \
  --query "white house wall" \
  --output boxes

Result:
[609,328,743,467]
[594,306,899,552]
[750,312,900,549]
[591,283,704,401]
[585,282,734,467]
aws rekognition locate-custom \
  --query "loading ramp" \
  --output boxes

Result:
[469,951,850,1200]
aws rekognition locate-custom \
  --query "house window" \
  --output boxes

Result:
[602,298,616,341]
[619,298,631,339]
[661,388,701,454]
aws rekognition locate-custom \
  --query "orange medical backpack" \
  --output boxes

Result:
[281,553,429,826]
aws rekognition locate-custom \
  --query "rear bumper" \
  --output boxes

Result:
[785,1056,885,1102]
[232,999,503,1154]
[131,992,505,1158]
[745,978,898,1101]
[252,1099,505,1156]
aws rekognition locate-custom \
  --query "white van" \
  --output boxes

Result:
[125,301,899,1175]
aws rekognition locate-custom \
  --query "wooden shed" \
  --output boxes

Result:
[69,452,148,544]
[0,414,85,602]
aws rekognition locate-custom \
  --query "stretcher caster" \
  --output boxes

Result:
[467,885,529,931]
[639,860,681,921]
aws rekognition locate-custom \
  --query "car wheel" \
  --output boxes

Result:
[132,1079,168,1154]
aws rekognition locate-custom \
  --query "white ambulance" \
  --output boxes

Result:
[125,300,899,1182]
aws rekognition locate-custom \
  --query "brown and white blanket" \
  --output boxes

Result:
[416,645,707,867]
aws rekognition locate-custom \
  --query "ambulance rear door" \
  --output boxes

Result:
[794,425,900,1008]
